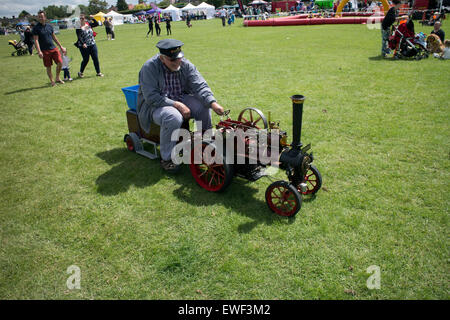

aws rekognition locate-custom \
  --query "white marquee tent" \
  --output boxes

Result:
[162,5,182,22]
[104,10,124,25]
[195,2,216,19]
[181,3,198,13]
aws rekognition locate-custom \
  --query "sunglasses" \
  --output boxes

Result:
[164,55,182,62]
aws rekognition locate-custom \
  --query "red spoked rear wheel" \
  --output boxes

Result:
[189,141,234,192]
[301,165,322,195]
[265,181,302,217]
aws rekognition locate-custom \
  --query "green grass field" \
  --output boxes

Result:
[0,18,449,299]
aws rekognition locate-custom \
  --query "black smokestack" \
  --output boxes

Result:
[290,95,305,150]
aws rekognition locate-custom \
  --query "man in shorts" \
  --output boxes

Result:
[32,10,67,86]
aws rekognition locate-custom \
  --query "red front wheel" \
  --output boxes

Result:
[265,181,302,217]
[301,165,322,195]
[189,141,234,192]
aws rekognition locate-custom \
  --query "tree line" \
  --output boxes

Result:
[17,0,113,20]
[18,0,256,21]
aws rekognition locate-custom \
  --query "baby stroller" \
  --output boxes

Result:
[8,40,28,56]
[389,20,429,60]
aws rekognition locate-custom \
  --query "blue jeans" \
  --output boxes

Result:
[79,44,100,74]
[381,28,390,55]
[63,68,71,79]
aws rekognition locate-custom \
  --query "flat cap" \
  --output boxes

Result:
[156,39,184,59]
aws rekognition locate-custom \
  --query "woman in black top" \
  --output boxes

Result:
[146,15,153,38]
[75,14,103,77]
[166,16,172,35]
[104,17,112,40]
[154,16,161,36]
[186,14,192,28]
[23,26,34,55]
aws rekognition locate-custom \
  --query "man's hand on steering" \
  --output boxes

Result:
[211,102,224,116]
[173,101,191,119]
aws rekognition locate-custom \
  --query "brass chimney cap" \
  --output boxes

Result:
[290,95,306,103]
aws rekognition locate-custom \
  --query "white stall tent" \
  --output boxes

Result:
[181,3,198,12]
[104,10,124,25]
[195,2,216,19]
[162,5,182,21]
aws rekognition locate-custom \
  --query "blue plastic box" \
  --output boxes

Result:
[121,84,140,110]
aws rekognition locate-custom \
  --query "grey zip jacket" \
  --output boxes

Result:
[137,54,216,133]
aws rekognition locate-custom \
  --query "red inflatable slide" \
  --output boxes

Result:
[244,12,384,27]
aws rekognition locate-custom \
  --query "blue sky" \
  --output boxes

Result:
[0,0,144,18]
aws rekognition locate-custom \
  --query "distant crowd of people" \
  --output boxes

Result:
[14,2,449,87]
[182,11,208,21]
[243,6,269,20]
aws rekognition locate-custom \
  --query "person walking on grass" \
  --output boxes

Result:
[220,8,226,26]
[166,16,172,35]
[186,14,192,28]
[61,49,72,81]
[146,14,153,38]
[109,18,116,40]
[24,26,34,55]
[155,15,161,36]
[32,10,66,86]
[104,17,115,40]
[104,17,112,40]
[75,14,104,78]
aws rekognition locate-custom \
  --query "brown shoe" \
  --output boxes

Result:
[160,159,181,173]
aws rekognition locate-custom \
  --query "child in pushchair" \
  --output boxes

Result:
[8,39,28,56]
[389,19,429,60]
